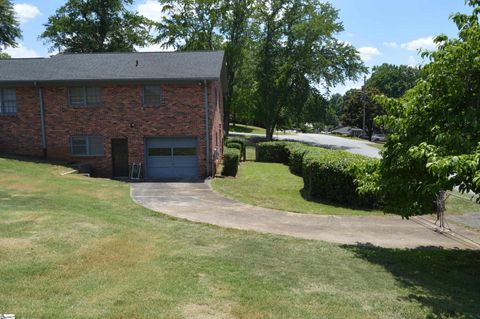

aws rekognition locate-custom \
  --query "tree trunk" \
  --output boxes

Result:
[266,126,274,140]
[224,96,231,136]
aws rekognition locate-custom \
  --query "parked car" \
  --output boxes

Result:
[359,134,369,140]
[371,134,386,142]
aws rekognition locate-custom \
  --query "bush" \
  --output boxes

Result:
[253,140,380,208]
[302,148,380,208]
[256,141,290,163]
[226,141,242,151]
[225,137,246,161]
[221,147,241,177]
[285,143,312,176]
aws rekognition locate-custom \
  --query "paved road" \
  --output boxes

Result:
[131,182,480,249]
[231,132,381,158]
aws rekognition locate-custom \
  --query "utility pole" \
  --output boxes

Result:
[362,75,366,135]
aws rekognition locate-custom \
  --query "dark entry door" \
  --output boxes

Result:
[112,139,129,177]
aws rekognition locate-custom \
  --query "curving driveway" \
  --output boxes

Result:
[131,181,480,249]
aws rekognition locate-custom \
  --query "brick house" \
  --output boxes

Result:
[0,51,225,179]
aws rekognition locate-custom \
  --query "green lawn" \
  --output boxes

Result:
[1,157,479,318]
[230,123,266,134]
[212,161,382,216]
[446,192,480,215]
[229,123,295,136]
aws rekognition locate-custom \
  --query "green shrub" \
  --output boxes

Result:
[226,141,242,151]
[225,137,246,161]
[221,147,241,177]
[253,140,380,208]
[285,143,312,176]
[302,148,380,208]
[256,141,290,163]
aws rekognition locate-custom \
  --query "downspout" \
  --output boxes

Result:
[35,82,47,158]
[204,80,211,177]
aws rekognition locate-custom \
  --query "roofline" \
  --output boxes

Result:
[1,57,48,61]
[53,50,225,56]
[0,77,222,86]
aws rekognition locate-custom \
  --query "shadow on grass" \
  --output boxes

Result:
[299,188,378,212]
[344,243,480,318]
[229,124,259,133]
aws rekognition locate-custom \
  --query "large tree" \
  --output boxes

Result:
[156,0,255,134]
[368,1,480,217]
[40,0,153,53]
[255,0,365,140]
[156,0,224,50]
[325,93,344,128]
[366,63,420,98]
[0,0,22,50]
[220,0,256,134]
[341,87,384,140]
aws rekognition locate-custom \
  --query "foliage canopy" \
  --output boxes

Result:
[40,0,153,53]
[0,0,21,50]
[366,63,420,98]
[369,1,480,216]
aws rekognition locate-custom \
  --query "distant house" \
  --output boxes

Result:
[0,51,226,179]
[331,126,363,137]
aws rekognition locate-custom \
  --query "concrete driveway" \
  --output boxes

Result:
[231,132,381,158]
[131,182,480,249]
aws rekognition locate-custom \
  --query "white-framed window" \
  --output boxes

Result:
[68,87,101,107]
[142,85,163,107]
[0,88,17,114]
[70,136,104,156]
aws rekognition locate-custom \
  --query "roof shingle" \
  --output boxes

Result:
[0,51,225,83]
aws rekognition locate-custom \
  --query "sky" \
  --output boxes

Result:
[5,0,472,94]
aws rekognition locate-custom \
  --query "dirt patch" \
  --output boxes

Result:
[182,303,235,319]
[4,182,44,192]
[0,212,46,225]
[0,237,32,249]
[57,235,159,278]
[80,236,157,268]
[71,187,126,201]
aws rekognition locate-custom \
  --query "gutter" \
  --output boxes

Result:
[34,82,47,157]
[204,80,210,177]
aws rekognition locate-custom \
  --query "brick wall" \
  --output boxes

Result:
[0,81,224,178]
[0,87,44,157]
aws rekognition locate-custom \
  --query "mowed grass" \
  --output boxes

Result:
[1,157,479,318]
[229,123,266,134]
[446,192,480,215]
[229,123,295,136]
[212,161,383,216]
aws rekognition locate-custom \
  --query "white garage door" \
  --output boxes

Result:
[145,137,199,179]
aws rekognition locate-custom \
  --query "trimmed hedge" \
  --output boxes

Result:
[225,137,246,161]
[256,141,291,163]
[285,143,311,176]
[226,141,242,151]
[254,141,380,208]
[302,148,380,208]
[221,147,241,177]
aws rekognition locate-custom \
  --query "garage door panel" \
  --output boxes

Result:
[147,138,197,148]
[148,167,197,178]
[146,137,199,179]
[173,147,197,156]
[172,155,198,166]
[148,156,172,167]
